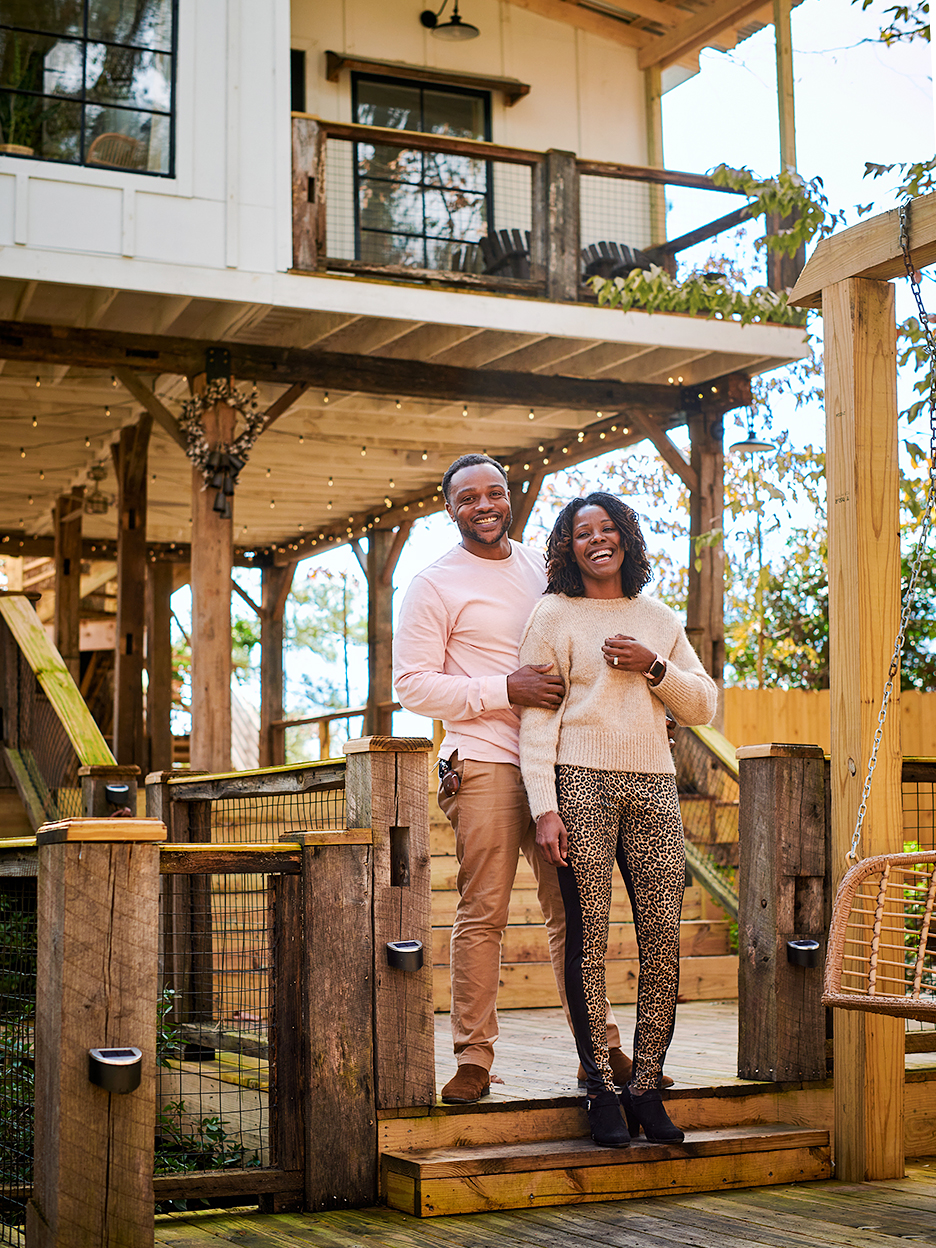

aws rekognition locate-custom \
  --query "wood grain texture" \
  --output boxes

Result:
[52,489,83,682]
[686,411,725,698]
[189,398,233,774]
[113,416,152,768]
[824,276,904,1181]
[29,841,159,1248]
[265,873,304,1212]
[302,841,377,1209]
[364,532,395,738]
[737,749,828,1081]
[347,748,435,1110]
[146,561,174,772]
[291,116,320,272]
[0,595,114,765]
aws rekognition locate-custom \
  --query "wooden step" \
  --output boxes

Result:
[431,918,732,964]
[381,1123,831,1216]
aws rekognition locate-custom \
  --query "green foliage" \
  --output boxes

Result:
[589,265,806,326]
[155,1099,259,1176]
[864,158,936,198]
[855,0,930,43]
[710,164,845,256]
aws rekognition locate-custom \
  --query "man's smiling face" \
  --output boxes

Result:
[445,463,513,559]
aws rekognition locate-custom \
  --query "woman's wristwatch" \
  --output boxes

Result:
[642,654,666,685]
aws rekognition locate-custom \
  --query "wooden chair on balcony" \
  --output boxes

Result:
[479,229,531,279]
[86,132,146,169]
[582,241,653,280]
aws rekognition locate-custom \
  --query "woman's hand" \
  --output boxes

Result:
[602,634,656,673]
[536,811,569,866]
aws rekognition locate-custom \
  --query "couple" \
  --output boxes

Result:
[393,454,717,1148]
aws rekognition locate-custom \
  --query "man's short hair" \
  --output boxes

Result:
[442,454,509,503]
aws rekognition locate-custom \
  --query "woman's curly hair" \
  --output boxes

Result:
[545,492,651,599]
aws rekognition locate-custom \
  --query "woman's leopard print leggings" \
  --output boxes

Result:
[556,765,685,1096]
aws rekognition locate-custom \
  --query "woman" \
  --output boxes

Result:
[519,492,717,1148]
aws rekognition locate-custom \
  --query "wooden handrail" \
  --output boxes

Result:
[0,594,114,766]
[269,700,400,732]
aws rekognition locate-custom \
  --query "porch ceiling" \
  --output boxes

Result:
[0,278,808,563]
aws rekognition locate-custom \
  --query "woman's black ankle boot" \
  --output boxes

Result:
[586,1089,631,1148]
[620,1085,684,1143]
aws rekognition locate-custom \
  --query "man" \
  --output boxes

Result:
[393,453,634,1104]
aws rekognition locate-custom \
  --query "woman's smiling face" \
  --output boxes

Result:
[571,504,626,596]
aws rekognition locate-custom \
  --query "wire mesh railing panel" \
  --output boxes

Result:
[157,867,271,1182]
[208,787,346,843]
[325,135,535,276]
[10,647,83,823]
[901,768,936,1037]
[579,173,654,253]
[0,874,37,1242]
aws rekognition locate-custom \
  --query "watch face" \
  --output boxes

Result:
[650,658,666,680]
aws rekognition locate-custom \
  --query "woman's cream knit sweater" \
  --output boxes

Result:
[518,592,718,821]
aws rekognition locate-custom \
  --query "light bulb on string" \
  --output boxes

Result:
[421,450,428,461]
[111,375,117,387]
[462,404,468,418]
[31,415,37,428]
[39,469,44,479]
[299,434,304,445]
[35,376,40,388]
[361,446,366,457]
[104,406,110,418]
[85,436,91,448]
[323,391,329,404]
[328,476,333,487]
[395,399,402,410]
[19,447,25,459]
[528,409,535,420]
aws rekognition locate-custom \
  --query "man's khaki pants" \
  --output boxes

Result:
[439,754,622,1071]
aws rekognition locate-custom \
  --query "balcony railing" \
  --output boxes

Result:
[291,114,787,301]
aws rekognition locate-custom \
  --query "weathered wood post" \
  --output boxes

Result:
[686,408,725,727]
[301,737,434,1211]
[80,763,140,816]
[541,150,580,302]
[259,562,296,768]
[53,489,83,684]
[113,416,152,768]
[27,818,165,1248]
[145,560,174,773]
[737,743,828,1081]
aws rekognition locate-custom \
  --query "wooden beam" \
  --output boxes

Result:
[113,366,186,450]
[790,192,936,309]
[685,410,724,726]
[324,52,531,105]
[259,563,296,769]
[508,471,545,540]
[638,0,769,69]
[231,579,261,616]
[365,531,395,737]
[645,65,666,247]
[113,415,152,768]
[0,319,699,414]
[146,560,174,773]
[53,489,83,682]
[774,0,796,171]
[350,539,368,581]
[503,0,649,48]
[189,387,233,773]
[260,382,310,433]
[627,409,699,493]
[825,276,904,1181]
[379,522,413,589]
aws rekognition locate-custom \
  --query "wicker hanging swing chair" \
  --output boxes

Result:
[823,202,936,1023]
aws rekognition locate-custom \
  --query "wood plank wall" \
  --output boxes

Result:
[723,688,936,757]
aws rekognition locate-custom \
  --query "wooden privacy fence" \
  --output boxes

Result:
[1,737,434,1247]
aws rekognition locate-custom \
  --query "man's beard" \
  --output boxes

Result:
[457,509,512,545]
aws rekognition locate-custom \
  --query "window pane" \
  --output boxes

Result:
[84,103,168,171]
[423,90,485,140]
[87,0,174,51]
[2,2,84,38]
[359,179,423,235]
[356,141,421,185]
[423,187,486,241]
[85,42,171,110]
[0,28,64,93]
[355,81,421,132]
[422,150,486,193]
[41,36,84,99]
[359,231,425,267]
[0,91,80,161]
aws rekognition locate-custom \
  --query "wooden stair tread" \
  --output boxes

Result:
[383,1123,829,1177]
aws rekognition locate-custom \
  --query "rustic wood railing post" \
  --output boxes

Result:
[737,743,828,1081]
[27,818,165,1248]
[541,150,580,302]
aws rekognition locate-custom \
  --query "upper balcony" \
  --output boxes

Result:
[290,113,796,307]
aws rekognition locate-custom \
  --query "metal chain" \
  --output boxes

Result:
[849,200,936,861]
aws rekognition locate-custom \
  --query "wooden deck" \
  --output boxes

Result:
[154,1157,936,1245]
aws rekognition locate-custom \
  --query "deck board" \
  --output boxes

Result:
[154,1158,936,1245]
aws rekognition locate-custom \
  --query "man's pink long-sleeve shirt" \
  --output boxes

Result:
[393,540,546,767]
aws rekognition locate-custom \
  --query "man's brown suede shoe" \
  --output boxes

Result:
[441,1063,491,1103]
[576,1047,674,1089]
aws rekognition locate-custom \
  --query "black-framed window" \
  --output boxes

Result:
[352,73,491,270]
[0,1,176,176]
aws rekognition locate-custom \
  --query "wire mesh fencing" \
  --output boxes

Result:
[6,640,83,824]
[0,868,37,1244]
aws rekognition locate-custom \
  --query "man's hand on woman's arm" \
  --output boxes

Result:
[507,663,565,708]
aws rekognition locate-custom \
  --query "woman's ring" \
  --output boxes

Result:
[613,657,618,666]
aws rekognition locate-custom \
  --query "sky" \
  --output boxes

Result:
[225,0,935,745]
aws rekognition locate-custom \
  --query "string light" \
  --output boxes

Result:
[361,446,366,456]
[111,374,117,387]
[323,391,329,404]
[327,475,333,487]
[269,499,275,509]
[27,496,33,505]
[599,432,606,440]
[19,448,25,458]
[537,444,544,452]
[35,376,40,388]
[39,469,44,479]
[266,467,271,478]
[326,500,332,510]
[577,431,585,443]
[104,406,110,417]
[395,399,402,410]
[389,479,394,489]
[85,436,91,448]
[610,425,617,432]
[421,450,428,461]
[31,415,37,428]
[299,434,304,444]
[528,409,535,420]
[462,404,468,417]
[596,411,602,419]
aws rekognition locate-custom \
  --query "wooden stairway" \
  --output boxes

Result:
[382,1123,831,1216]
